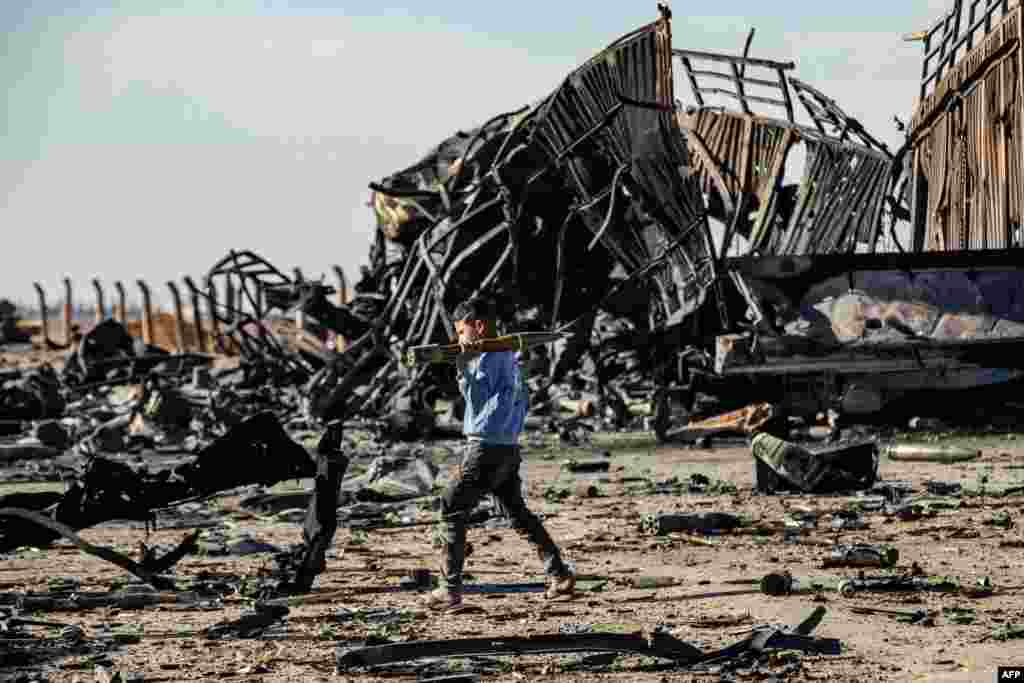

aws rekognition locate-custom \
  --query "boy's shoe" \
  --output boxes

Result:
[421,587,463,611]
[545,571,576,599]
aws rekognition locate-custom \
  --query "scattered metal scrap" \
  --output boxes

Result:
[0,8,1019,669]
[336,606,838,673]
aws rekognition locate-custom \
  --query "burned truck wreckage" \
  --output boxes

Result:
[300,0,1024,433]
[4,0,1024,599]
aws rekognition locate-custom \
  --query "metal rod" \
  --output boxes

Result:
[137,280,153,346]
[183,276,206,354]
[166,281,186,353]
[32,282,50,348]
[672,48,795,71]
[62,277,73,346]
[694,87,787,108]
[91,278,105,323]
[292,267,305,332]
[224,277,236,322]
[114,281,127,324]
[204,278,221,354]
[333,265,347,306]
[687,68,780,90]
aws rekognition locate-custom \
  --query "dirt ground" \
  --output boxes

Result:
[3,420,1024,682]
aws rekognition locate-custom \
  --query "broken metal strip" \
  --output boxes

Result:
[444,105,531,193]
[337,608,833,671]
[469,238,515,301]
[859,156,900,249]
[836,152,893,250]
[789,78,891,156]
[809,149,887,251]
[749,127,797,248]
[0,508,174,590]
[165,281,187,353]
[771,140,828,254]
[439,220,513,291]
[688,68,782,91]
[679,120,737,217]
[680,56,705,107]
[672,48,795,72]
[405,271,439,344]
[142,531,200,574]
[799,146,862,252]
[584,164,630,251]
[790,143,849,253]
[778,68,796,123]
[423,195,505,255]
[695,87,788,110]
[416,240,454,337]
[337,633,707,669]
[419,302,446,346]
[31,283,52,349]
[729,60,752,115]
[384,252,424,327]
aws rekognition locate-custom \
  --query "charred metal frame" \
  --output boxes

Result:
[673,44,899,260]
[301,8,721,422]
[919,0,1016,99]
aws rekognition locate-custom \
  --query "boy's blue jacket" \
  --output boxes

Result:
[458,351,528,445]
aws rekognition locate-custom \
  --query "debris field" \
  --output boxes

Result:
[4,1,1024,682]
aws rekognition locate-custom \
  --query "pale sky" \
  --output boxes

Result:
[2,0,956,310]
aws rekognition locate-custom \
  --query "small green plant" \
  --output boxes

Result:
[543,485,572,502]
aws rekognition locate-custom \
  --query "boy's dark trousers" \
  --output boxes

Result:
[440,442,569,592]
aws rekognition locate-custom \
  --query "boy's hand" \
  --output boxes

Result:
[455,341,481,376]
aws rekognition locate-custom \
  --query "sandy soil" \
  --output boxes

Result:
[3,428,1024,683]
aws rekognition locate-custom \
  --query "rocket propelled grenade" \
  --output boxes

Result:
[402,331,568,367]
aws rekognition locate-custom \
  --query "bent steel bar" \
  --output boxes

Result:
[0,507,174,590]
[114,281,127,324]
[337,633,705,670]
[137,280,154,345]
[63,277,73,346]
[332,265,347,306]
[336,607,835,671]
[32,282,50,348]
[91,278,105,323]
[204,278,221,354]
[183,276,206,354]
[166,281,186,353]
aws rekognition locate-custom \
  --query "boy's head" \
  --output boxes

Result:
[452,296,497,343]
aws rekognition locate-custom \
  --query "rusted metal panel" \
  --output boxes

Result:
[909,6,1024,251]
[917,0,1016,101]
[769,139,892,255]
[682,402,775,433]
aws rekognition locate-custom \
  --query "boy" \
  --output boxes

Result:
[423,296,576,610]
